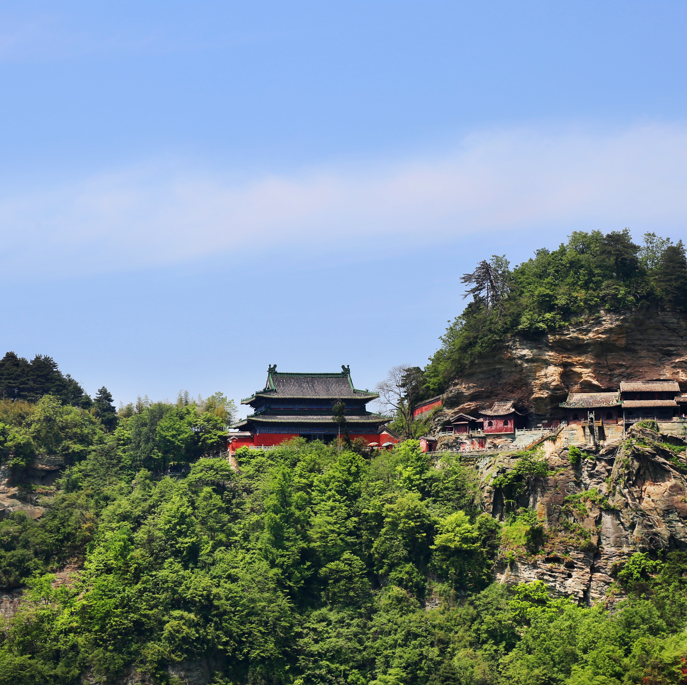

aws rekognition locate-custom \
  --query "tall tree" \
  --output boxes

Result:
[656,241,687,312]
[461,255,511,315]
[93,386,118,432]
[598,229,641,281]
[332,401,349,445]
[0,352,90,406]
[0,352,30,400]
[376,365,425,438]
[639,232,673,270]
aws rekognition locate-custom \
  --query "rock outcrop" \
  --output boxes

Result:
[477,425,687,603]
[0,455,64,521]
[441,309,687,419]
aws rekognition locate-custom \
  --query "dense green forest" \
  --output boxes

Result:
[0,352,94,407]
[422,229,687,395]
[1,386,687,683]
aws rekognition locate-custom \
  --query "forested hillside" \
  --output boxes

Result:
[422,230,687,396]
[2,413,687,683]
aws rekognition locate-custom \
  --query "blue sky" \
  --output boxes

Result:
[2,1,687,414]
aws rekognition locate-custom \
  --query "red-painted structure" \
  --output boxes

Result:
[441,412,483,434]
[228,365,397,452]
[480,401,524,434]
[419,436,438,453]
[412,395,443,419]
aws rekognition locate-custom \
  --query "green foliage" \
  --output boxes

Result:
[491,450,549,504]
[93,386,117,431]
[568,445,582,465]
[424,230,687,393]
[618,552,664,588]
[501,508,546,555]
[3,427,687,684]
[0,351,91,407]
[637,419,660,432]
[0,395,103,468]
[564,487,615,512]
[431,511,500,590]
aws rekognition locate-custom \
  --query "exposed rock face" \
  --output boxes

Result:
[0,589,24,621]
[478,426,687,604]
[0,455,63,521]
[442,310,687,419]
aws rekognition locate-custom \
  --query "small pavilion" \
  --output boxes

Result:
[480,401,524,434]
[441,412,483,434]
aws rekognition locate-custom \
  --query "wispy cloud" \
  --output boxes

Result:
[2,123,687,278]
[0,10,280,62]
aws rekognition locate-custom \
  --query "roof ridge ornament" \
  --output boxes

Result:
[268,364,277,373]
[341,364,350,375]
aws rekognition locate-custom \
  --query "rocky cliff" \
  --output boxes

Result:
[0,455,62,522]
[475,424,687,603]
[441,309,687,419]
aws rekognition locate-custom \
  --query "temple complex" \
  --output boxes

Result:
[421,378,687,454]
[227,365,396,452]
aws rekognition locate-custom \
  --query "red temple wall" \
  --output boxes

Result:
[229,432,395,452]
[483,417,515,434]
[413,399,442,419]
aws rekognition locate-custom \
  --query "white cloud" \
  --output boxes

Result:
[2,123,687,278]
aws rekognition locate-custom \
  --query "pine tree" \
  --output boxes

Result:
[598,229,641,281]
[332,401,349,445]
[656,241,687,312]
[461,256,511,315]
[0,351,30,400]
[94,386,118,431]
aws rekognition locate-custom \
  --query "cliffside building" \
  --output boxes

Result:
[480,401,524,434]
[620,380,681,424]
[228,365,396,452]
[442,412,484,434]
[560,392,621,425]
[560,380,687,444]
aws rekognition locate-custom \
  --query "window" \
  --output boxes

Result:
[503,419,509,426]
[487,421,493,427]
[572,413,579,421]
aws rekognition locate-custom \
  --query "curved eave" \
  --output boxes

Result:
[559,402,621,409]
[242,415,390,424]
[250,392,379,401]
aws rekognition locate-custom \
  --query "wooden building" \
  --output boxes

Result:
[440,412,483,434]
[560,392,621,425]
[620,380,681,424]
[480,401,524,434]
[559,391,621,443]
[228,365,396,452]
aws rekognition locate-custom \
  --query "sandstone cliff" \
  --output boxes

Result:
[441,309,687,419]
[474,424,687,604]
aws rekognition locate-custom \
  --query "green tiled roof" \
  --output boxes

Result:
[241,365,378,404]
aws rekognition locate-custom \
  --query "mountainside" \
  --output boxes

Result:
[440,309,687,418]
[2,404,687,682]
[476,424,687,603]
